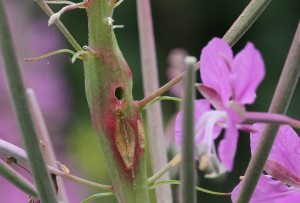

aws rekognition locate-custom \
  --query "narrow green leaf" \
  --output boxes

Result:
[142,96,182,110]
[150,180,231,196]
[81,192,114,203]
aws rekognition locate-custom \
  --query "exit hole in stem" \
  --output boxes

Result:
[115,87,125,101]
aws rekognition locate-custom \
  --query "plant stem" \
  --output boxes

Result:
[180,57,197,203]
[245,112,300,129]
[0,138,113,191]
[236,22,300,203]
[136,0,172,202]
[35,0,82,51]
[27,89,69,203]
[136,62,200,109]
[148,153,181,185]
[0,1,57,202]
[223,0,272,46]
[83,0,150,202]
[47,166,113,191]
[0,139,28,164]
[0,159,38,197]
[138,0,273,107]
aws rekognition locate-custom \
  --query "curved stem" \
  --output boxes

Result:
[24,49,79,61]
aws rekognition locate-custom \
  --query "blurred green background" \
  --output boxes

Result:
[18,0,300,202]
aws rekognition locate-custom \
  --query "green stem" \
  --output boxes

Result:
[35,0,82,51]
[180,57,197,203]
[136,0,172,200]
[138,0,272,107]
[223,0,272,47]
[147,154,181,185]
[83,0,150,202]
[236,22,300,202]
[47,166,113,191]
[0,1,57,202]
[150,180,231,196]
[0,159,38,197]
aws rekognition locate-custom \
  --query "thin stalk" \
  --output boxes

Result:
[180,57,197,203]
[0,159,38,197]
[136,62,200,109]
[223,0,272,47]
[47,166,113,191]
[27,89,68,203]
[138,0,273,107]
[0,139,113,191]
[35,0,82,51]
[244,112,300,128]
[236,22,300,202]
[136,0,172,202]
[148,154,181,185]
[0,1,57,202]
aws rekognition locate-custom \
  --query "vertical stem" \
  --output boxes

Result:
[27,89,69,203]
[180,57,197,203]
[136,1,172,202]
[84,0,150,202]
[0,1,57,202]
[236,22,300,202]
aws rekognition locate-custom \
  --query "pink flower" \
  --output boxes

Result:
[232,124,300,202]
[175,38,265,175]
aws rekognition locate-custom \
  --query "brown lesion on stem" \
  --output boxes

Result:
[115,108,135,171]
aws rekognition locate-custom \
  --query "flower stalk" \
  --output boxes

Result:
[236,21,300,202]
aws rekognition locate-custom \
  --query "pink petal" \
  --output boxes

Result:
[200,38,233,105]
[251,124,300,177]
[232,175,300,203]
[231,43,265,104]
[196,84,225,110]
[218,115,239,171]
[175,99,211,146]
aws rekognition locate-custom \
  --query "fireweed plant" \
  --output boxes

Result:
[0,1,300,203]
